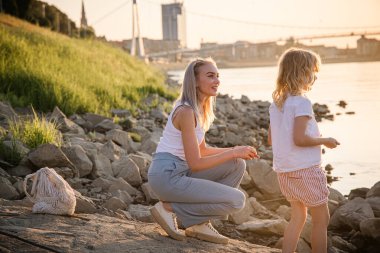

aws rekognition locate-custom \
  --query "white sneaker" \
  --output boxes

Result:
[150,202,185,241]
[185,221,229,244]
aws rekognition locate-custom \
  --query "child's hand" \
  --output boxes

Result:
[323,138,340,149]
[233,146,260,160]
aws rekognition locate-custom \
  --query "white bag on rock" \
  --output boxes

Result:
[23,167,76,215]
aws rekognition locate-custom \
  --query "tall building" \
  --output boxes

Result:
[161,2,186,48]
[80,0,88,28]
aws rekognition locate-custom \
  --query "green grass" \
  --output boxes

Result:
[8,108,62,149]
[0,14,177,116]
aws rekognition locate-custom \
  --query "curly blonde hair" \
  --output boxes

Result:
[273,48,321,109]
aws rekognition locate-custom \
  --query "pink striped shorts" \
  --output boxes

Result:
[277,165,329,207]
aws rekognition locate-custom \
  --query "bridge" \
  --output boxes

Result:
[146,31,380,58]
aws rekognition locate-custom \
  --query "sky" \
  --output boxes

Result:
[43,0,380,49]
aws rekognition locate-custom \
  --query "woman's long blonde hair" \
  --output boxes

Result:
[273,47,321,109]
[178,57,216,131]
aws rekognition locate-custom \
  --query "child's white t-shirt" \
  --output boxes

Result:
[269,95,321,172]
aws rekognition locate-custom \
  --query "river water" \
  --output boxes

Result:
[168,61,380,195]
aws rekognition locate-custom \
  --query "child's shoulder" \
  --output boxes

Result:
[287,95,312,106]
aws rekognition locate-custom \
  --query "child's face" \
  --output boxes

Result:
[196,63,220,98]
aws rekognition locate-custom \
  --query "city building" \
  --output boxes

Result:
[161,2,187,48]
[80,0,87,28]
[357,35,380,56]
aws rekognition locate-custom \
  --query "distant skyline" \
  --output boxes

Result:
[44,0,380,49]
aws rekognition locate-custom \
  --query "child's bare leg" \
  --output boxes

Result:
[282,201,307,253]
[310,203,330,253]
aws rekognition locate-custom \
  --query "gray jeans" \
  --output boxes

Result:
[147,152,246,228]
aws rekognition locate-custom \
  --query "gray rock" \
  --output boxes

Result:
[247,159,282,198]
[94,119,122,133]
[111,109,131,118]
[53,167,75,179]
[110,190,133,205]
[330,197,375,230]
[75,192,97,214]
[67,137,98,154]
[88,152,113,179]
[0,204,281,252]
[141,182,158,204]
[236,217,288,235]
[130,153,152,181]
[0,101,17,119]
[112,156,142,187]
[28,144,78,176]
[106,129,134,152]
[331,235,357,252]
[274,238,311,253]
[128,204,154,223]
[348,187,370,200]
[360,218,380,240]
[366,181,380,198]
[229,196,253,225]
[224,131,242,146]
[103,197,128,211]
[8,165,33,177]
[62,145,93,177]
[108,177,139,196]
[2,140,29,156]
[240,170,252,187]
[366,197,380,217]
[276,205,291,221]
[91,177,112,191]
[0,177,19,200]
[99,140,126,162]
[82,113,111,127]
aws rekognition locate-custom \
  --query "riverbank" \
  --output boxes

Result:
[1,94,379,252]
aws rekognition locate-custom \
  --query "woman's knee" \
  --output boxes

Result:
[235,158,246,175]
[229,189,246,212]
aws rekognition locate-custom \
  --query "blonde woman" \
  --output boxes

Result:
[268,48,340,253]
[148,58,258,244]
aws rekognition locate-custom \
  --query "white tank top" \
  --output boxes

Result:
[156,102,205,160]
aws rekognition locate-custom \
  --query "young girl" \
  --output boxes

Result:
[148,57,258,244]
[268,48,339,253]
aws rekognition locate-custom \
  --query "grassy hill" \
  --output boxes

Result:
[0,14,176,116]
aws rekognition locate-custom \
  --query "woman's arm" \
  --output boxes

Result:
[293,116,339,148]
[267,125,272,146]
[199,139,232,157]
[176,107,257,171]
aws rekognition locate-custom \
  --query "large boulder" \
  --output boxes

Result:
[112,156,142,187]
[99,140,126,162]
[106,129,134,153]
[229,196,253,225]
[330,197,375,230]
[129,153,152,181]
[28,144,78,176]
[88,152,113,179]
[366,181,380,198]
[94,119,122,133]
[366,197,380,217]
[236,217,288,236]
[0,177,19,200]
[360,218,380,240]
[62,145,93,177]
[247,159,282,198]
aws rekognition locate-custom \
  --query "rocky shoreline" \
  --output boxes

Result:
[0,94,379,253]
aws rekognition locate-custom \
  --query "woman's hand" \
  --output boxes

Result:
[233,146,260,160]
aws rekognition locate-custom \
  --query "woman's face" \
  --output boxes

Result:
[196,63,220,99]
